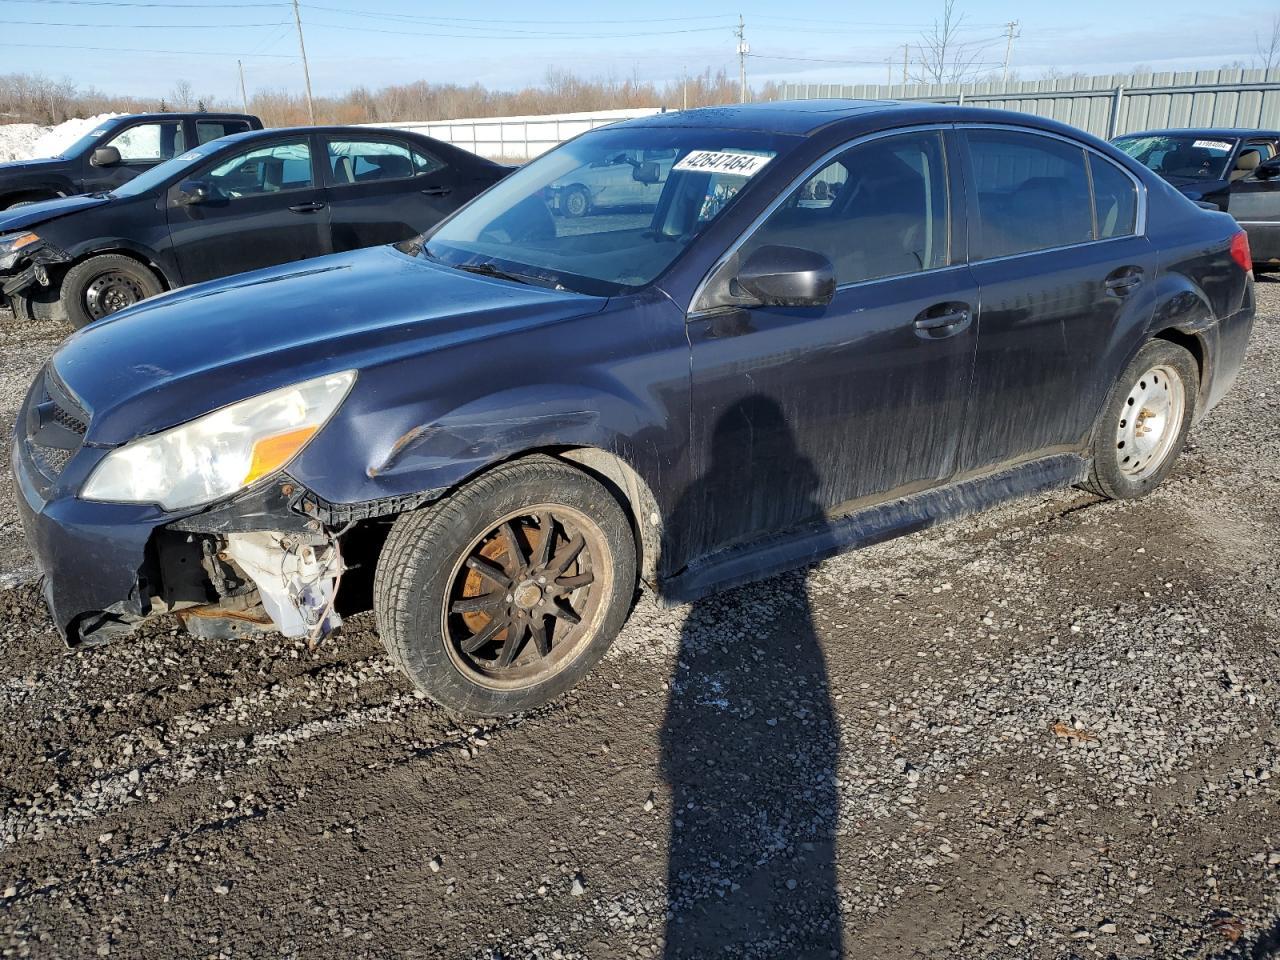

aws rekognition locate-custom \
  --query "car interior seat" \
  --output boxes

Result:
[332,155,355,184]
[1231,149,1261,182]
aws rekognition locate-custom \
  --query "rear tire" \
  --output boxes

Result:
[60,254,164,329]
[374,455,637,716]
[1081,339,1198,500]
[561,184,590,218]
[11,285,66,326]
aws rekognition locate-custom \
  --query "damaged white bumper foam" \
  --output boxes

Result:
[222,531,344,638]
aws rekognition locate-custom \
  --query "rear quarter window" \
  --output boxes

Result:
[1089,154,1138,239]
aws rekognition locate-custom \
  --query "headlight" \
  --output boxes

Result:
[82,370,356,509]
[0,231,40,255]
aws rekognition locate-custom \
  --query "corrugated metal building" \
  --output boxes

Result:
[781,67,1280,139]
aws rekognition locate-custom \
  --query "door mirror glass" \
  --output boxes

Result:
[175,179,214,205]
[735,245,835,307]
[90,146,121,167]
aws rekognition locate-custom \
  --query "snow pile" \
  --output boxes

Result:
[0,124,47,162]
[0,113,125,163]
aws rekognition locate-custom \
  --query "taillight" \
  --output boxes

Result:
[1230,230,1252,273]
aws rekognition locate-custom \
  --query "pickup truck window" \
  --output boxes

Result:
[196,119,253,145]
[105,121,185,162]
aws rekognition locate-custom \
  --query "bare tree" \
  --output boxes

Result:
[1257,14,1280,71]
[169,79,194,111]
[910,0,992,85]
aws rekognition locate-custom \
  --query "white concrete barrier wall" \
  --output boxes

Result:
[364,107,666,160]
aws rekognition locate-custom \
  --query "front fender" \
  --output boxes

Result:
[64,238,180,288]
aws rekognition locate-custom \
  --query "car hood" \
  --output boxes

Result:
[52,245,608,445]
[0,193,110,232]
[0,157,62,172]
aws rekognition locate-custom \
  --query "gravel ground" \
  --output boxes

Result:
[1,281,1278,959]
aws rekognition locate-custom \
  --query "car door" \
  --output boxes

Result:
[956,127,1157,477]
[1226,140,1280,265]
[164,134,331,285]
[322,135,462,252]
[684,129,979,561]
[80,119,187,192]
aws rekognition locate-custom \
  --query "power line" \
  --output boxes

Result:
[0,39,296,56]
[300,3,732,25]
[298,17,735,40]
[0,0,284,6]
[3,16,287,25]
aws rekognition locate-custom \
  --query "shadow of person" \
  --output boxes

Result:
[660,395,843,959]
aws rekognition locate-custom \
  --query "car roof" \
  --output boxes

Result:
[620,99,935,135]
[102,112,255,125]
[211,124,441,145]
[1117,128,1280,139]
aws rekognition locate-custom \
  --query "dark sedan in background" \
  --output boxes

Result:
[13,101,1254,716]
[1113,128,1280,270]
[0,125,509,326]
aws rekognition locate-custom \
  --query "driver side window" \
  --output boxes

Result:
[201,139,314,199]
[741,130,951,287]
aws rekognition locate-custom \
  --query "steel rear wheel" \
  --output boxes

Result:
[1083,339,1198,500]
[375,455,637,715]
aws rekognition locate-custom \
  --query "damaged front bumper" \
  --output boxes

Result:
[12,387,364,647]
[1,238,69,305]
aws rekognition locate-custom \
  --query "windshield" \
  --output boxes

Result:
[1112,134,1239,181]
[418,127,799,296]
[108,140,225,198]
[55,124,119,160]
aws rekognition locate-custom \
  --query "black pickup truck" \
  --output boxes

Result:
[0,112,263,211]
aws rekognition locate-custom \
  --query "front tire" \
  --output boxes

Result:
[561,184,590,218]
[60,254,164,329]
[1082,339,1198,500]
[374,455,637,716]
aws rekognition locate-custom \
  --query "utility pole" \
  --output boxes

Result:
[735,15,748,103]
[1001,20,1020,83]
[291,0,316,124]
[682,65,688,110]
[885,58,892,86]
[902,43,909,83]
[237,59,249,114]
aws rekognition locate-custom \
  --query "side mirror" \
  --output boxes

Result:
[735,245,836,308]
[632,161,661,185]
[1256,159,1280,180]
[90,146,121,168]
[175,179,213,205]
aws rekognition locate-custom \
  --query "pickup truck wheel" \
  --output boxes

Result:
[374,455,637,716]
[61,254,164,329]
[1082,339,1198,500]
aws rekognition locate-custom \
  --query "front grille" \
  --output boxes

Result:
[24,366,89,484]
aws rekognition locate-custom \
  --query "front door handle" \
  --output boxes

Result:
[913,303,971,335]
[1104,267,1144,295]
[420,186,453,197]
[289,201,326,213]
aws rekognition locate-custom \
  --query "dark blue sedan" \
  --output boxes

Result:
[13,100,1255,715]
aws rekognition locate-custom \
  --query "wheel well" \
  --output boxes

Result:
[0,189,60,209]
[1152,328,1206,392]
[64,249,170,292]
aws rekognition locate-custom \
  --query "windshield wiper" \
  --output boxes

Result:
[455,261,557,288]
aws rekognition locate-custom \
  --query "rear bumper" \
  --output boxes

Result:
[1200,278,1255,418]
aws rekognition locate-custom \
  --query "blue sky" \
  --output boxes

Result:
[0,0,1275,104]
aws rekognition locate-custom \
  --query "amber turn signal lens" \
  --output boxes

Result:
[243,426,319,485]
[10,233,39,251]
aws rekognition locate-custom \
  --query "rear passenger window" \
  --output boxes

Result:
[743,130,950,286]
[1089,154,1138,239]
[326,140,445,184]
[966,130,1093,259]
[196,120,252,145]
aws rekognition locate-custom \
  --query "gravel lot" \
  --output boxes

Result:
[1,281,1278,959]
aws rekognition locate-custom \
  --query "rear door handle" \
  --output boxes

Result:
[420,186,453,197]
[1104,267,1144,295]
[289,201,326,213]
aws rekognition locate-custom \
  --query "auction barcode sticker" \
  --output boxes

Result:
[673,150,772,177]
[1192,139,1233,152]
